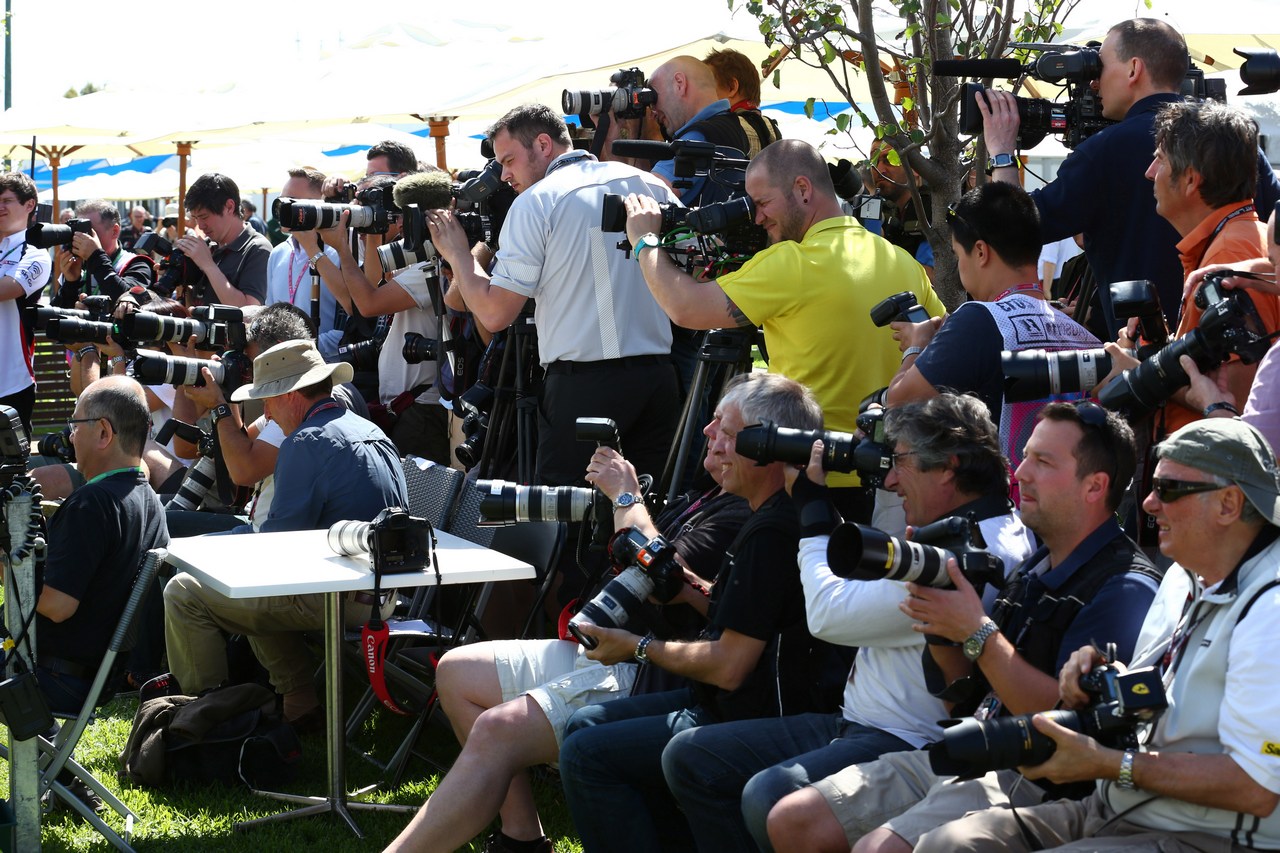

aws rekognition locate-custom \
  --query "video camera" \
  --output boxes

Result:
[328,507,435,574]
[826,514,1006,595]
[1097,271,1273,418]
[567,527,683,649]
[275,183,398,236]
[25,218,92,249]
[562,67,657,120]
[735,406,895,489]
[929,661,1167,779]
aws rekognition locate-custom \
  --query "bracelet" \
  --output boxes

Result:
[108,355,126,370]
[308,250,326,269]
[902,346,924,360]
[76,345,98,360]
[1202,401,1240,417]
[1117,748,1137,790]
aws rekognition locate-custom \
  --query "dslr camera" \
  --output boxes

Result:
[25,218,93,249]
[929,661,1167,778]
[328,507,435,574]
[275,183,398,236]
[567,527,683,649]
[825,514,1006,595]
[735,406,895,490]
[563,67,657,119]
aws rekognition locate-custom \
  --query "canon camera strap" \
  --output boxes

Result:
[361,520,441,716]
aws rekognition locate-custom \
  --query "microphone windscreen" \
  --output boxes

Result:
[393,171,455,211]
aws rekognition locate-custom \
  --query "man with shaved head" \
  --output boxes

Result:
[624,138,943,521]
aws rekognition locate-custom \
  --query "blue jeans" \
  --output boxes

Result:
[662,712,916,852]
[560,688,713,853]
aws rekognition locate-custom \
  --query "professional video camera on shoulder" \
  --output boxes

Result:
[275,182,399,236]
[929,655,1167,779]
[825,514,1006,595]
[735,406,895,490]
[563,67,656,120]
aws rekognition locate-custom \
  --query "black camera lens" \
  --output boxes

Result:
[402,333,437,365]
[45,317,115,345]
[25,219,92,249]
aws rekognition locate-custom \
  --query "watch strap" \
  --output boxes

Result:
[634,634,654,663]
[986,153,1017,175]
[613,492,638,510]
[964,619,999,661]
[633,232,662,260]
[1117,748,1137,789]
[211,403,233,425]
[1202,401,1240,417]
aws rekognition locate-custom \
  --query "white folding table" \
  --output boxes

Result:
[164,527,534,837]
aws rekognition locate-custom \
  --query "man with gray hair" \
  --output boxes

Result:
[555,372,847,851]
[53,199,154,306]
[914,418,1280,852]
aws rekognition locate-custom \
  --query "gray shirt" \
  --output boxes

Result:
[489,151,676,366]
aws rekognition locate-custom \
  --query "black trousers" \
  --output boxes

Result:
[0,383,35,436]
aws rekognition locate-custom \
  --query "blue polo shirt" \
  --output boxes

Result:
[653,98,739,205]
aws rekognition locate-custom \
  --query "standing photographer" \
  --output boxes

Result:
[175,172,271,308]
[53,199,155,306]
[915,419,1280,853]
[0,172,51,431]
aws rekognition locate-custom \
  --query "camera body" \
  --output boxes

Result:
[276,184,398,236]
[562,67,657,119]
[735,407,895,490]
[929,664,1168,778]
[25,218,93,249]
[37,426,75,464]
[567,527,683,649]
[870,291,931,327]
[328,507,434,574]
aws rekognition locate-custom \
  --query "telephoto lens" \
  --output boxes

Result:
[327,519,373,556]
[1001,348,1114,403]
[401,333,437,365]
[476,481,596,525]
[131,353,227,387]
[165,456,217,511]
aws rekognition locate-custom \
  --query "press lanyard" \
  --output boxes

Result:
[286,240,308,305]
[1194,204,1255,270]
[992,282,1044,302]
[87,466,143,485]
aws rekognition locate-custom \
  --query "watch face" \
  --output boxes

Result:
[616,493,636,507]
[964,638,981,659]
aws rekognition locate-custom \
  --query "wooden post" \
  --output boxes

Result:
[429,117,451,171]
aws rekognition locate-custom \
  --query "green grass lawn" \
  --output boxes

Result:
[2,688,584,851]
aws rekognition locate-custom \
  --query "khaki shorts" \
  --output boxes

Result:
[491,639,637,747]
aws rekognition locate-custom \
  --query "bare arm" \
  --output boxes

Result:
[576,622,765,691]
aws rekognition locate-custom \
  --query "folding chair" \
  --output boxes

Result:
[0,547,165,852]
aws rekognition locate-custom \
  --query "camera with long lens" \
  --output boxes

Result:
[154,247,202,298]
[25,218,93,249]
[562,67,656,119]
[476,481,596,525]
[337,316,389,372]
[44,316,116,345]
[132,350,253,399]
[327,507,434,574]
[401,332,437,365]
[157,418,219,511]
[119,304,245,351]
[870,291,931,327]
[1098,272,1272,418]
[567,528,682,649]
[29,306,89,333]
[36,426,75,464]
[735,407,896,489]
[276,183,397,236]
[929,663,1167,779]
[825,514,1006,595]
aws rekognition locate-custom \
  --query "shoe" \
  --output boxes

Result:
[45,776,105,817]
[286,706,325,736]
[482,831,552,853]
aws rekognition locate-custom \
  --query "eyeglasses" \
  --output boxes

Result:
[1151,477,1229,504]
[67,416,104,435]
[946,202,981,242]
[891,450,919,466]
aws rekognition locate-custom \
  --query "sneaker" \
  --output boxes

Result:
[482,831,552,853]
[45,776,105,817]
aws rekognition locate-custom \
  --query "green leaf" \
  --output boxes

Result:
[822,39,837,65]
[935,11,950,23]
[804,97,817,119]
[886,148,902,166]
[910,128,925,144]
[901,96,915,111]
[835,113,852,132]
[772,69,781,89]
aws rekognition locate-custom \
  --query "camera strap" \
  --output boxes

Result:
[361,520,441,716]
[1193,204,1254,272]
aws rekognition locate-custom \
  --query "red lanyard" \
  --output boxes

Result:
[992,282,1043,302]
[285,241,309,305]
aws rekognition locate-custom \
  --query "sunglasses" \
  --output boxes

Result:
[946,202,981,242]
[1151,477,1229,503]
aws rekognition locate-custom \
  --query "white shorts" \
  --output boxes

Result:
[490,639,638,746]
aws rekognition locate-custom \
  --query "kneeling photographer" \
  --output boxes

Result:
[660,393,1035,853]
[387,413,749,853]
[765,402,1165,853]
[914,419,1280,853]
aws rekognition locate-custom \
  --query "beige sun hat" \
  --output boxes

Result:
[230,339,354,402]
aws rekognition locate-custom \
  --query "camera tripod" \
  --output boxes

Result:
[473,304,540,483]
[657,327,760,505]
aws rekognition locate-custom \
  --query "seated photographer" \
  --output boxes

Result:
[311,173,450,465]
[914,418,1280,853]
[163,339,406,727]
[553,373,847,852]
[265,167,344,359]
[624,138,943,521]
[11,376,169,712]
[385,436,749,853]
[0,171,51,432]
[52,199,154,306]
[767,402,1164,853]
[887,182,1098,476]
[661,393,1034,852]
[173,172,271,308]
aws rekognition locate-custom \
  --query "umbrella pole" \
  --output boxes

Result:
[176,142,192,237]
[429,117,450,172]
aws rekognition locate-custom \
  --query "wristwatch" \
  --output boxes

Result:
[633,634,655,663]
[633,232,662,259]
[308,250,326,270]
[613,492,639,511]
[1117,749,1137,790]
[985,152,1018,174]
[210,403,233,426]
[963,618,999,662]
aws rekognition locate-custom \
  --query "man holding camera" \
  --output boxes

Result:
[120,205,151,250]
[660,393,1034,852]
[164,339,405,726]
[887,182,1098,473]
[427,104,680,487]
[767,402,1165,853]
[555,372,845,852]
[0,172,51,432]
[914,418,1280,853]
[175,172,271,308]
[265,167,344,359]
[624,138,942,521]
[978,18,1279,335]
[53,199,155,307]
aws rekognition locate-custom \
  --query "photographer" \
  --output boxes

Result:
[978,18,1279,335]
[175,172,271,308]
[768,403,1164,853]
[120,205,151,250]
[866,138,936,279]
[915,418,1280,853]
[0,172,51,431]
[661,393,1034,852]
[887,182,1098,475]
[53,199,155,306]
[386,433,749,853]
[427,104,680,487]
[625,138,943,521]
[554,373,845,852]
[163,339,405,728]
[312,173,449,464]
[321,138,418,202]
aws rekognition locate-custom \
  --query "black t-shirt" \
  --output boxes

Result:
[39,469,169,667]
[913,303,1003,423]
[194,225,271,305]
[694,490,834,722]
